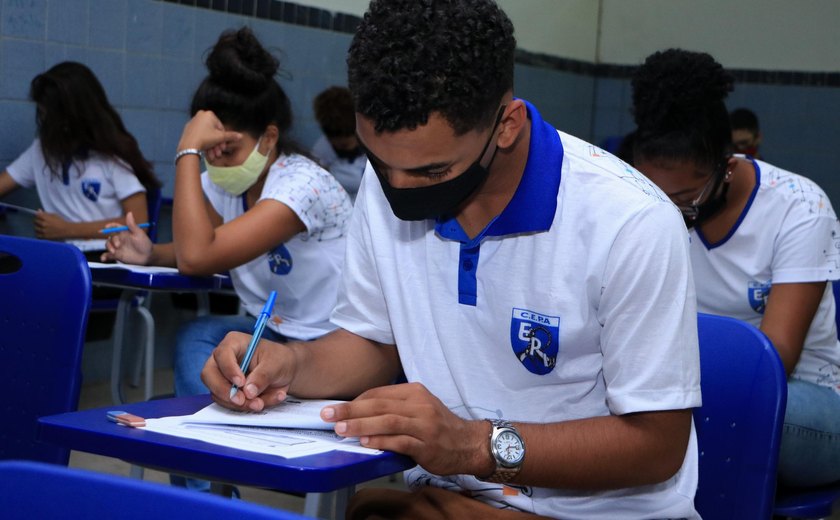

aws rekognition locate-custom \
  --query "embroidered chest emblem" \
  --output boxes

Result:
[747,280,772,314]
[267,244,293,275]
[510,308,559,375]
[81,180,101,202]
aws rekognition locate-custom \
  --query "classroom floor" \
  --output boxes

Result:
[70,368,408,517]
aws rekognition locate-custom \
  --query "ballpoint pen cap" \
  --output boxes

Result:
[262,290,277,315]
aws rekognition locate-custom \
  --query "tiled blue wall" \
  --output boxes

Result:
[0,0,600,202]
[591,77,840,205]
[4,0,836,220]
[0,0,353,200]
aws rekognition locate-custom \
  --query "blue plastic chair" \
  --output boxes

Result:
[0,236,91,465]
[771,281,840,519]
[693,313,788,519]
[0,460,310,519]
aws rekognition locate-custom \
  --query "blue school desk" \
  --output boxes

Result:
[88,263,231,404]
[38,394,415,519]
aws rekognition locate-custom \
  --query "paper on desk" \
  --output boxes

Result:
[67,239,108,252]
[141,398,382,459]
[87,261,229,278]
[184,399,342,430]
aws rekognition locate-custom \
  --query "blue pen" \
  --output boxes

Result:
[100,222,152,234]
[230,290,277,399]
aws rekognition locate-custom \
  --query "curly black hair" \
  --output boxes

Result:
[631,48,734,169]
[192,27,300,155]
[313,86,356,138]
[347,0,515,135]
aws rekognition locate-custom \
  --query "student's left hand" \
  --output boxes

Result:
[320,382,490,477]
[34,210,69,240]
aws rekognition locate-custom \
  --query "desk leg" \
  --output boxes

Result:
[110,290,136,404]
[197,293,210,317]
[304,487,353,520]
[135,305,155,401]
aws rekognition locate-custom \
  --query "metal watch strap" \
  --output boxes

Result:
[485,419,523,484]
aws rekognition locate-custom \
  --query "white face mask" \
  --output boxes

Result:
[206,139,270,196]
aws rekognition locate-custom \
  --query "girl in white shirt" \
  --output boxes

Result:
[0,61,158,253]
[631,48,840,487]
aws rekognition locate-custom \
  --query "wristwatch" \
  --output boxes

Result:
[485,419,526,483]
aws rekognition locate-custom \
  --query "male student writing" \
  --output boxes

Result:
[201,1,702,518]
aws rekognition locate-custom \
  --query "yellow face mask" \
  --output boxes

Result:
[206,139,270,196]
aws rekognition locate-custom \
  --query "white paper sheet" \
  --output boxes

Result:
[183,399,344,430]
[140,399,382,459]
[68,239,108,252]
[87,261,227,277]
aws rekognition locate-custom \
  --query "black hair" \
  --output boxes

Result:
[313,86,356,138]
[631,49,734,170]
[347,0,516,135]
[730,108,760,134]
[31,61,160,191]
[191,27,301,156]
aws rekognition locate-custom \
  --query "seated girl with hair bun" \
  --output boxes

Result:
[103,27,352,493]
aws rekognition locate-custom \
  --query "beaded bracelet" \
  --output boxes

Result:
[174,148,202,165]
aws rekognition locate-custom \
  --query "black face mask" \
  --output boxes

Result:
[684,180,729,229]
[371,106,506,221]
[334,146,363,161]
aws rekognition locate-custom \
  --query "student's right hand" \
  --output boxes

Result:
[202,332,297,412]
[100,211,154,265]
[177,110,242,162]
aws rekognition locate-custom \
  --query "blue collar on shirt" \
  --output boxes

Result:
[435,100,564,245]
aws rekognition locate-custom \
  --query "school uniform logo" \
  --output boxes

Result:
[267,244,292,275]
[510,308,559,375]
[81,180,101,202]
[747,280,772,314]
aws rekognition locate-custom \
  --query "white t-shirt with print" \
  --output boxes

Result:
[6,139,145,251]
[691,158,840,392]
[331,101,701,519]
[202,153,352,340]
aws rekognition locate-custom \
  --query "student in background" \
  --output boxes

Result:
[311,86,366,201]
[0,61,158,255]
[103,27,352,489]
[730,107,763,159]
[202,1,701,518]
[632,48,840,487]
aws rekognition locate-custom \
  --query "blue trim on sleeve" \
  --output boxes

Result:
[698,158,761,250]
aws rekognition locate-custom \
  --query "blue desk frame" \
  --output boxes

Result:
[38,394,414,518]
[89,265,230,404]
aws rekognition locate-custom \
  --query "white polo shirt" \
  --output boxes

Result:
[7,139,145,251]
[332,101,701,519]
[691,158,840,392]
[202,153,352,340]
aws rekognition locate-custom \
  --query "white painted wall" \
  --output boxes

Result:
[599,0,840,71]
[292,0,840,72]
[291,0,600,62]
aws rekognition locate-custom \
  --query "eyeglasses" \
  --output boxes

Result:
[673,163,726,220]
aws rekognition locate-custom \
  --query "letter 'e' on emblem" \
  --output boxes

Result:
[510,308,560,375]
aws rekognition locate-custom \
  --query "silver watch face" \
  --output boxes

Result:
[494,430,525,466]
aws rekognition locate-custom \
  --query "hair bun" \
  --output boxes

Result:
[205,27,279,95]
[632,48,733,132]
